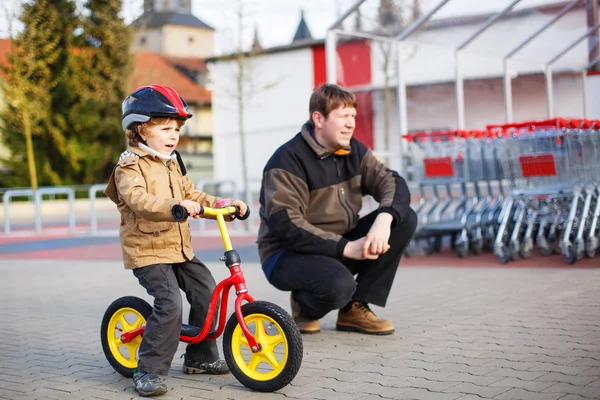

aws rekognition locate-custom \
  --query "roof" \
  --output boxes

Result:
[0,38,12,67]
[163,55,207,73]
[293,10,313,43]
[132,12,214,30]
[130,51,211,104]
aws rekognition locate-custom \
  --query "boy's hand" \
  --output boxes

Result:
[230,199,248,218]
[179,200,202,219]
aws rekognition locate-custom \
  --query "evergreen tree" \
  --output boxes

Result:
[0,0,71,188]
[0,0,132,188]
[70,0,133,183]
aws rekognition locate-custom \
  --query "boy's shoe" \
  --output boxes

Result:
[290,293,320,334]
[133,371,167,397]
[182,359,230,375]
[336,301,395,335]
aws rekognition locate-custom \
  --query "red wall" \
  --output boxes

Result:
[312,41,373,149]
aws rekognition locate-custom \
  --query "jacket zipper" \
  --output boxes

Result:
[167,162,188,259]
[334,157,352,232]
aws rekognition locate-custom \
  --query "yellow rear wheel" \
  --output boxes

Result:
[223,301,303,392]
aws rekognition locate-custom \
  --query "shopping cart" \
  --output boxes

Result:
[403,130,500,257]
[489,118,600,264]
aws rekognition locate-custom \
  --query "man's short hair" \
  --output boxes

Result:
[309,84,357,128]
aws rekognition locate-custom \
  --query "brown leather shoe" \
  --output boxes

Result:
[290,294,320,334]
[336,301,394,335]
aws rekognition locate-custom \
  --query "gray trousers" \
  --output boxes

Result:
[132,257,219,375]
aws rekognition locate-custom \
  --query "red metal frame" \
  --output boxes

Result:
[120,262,259,351]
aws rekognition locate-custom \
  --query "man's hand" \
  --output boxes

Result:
[179,200,202,219]
[343,237,380,260]
[363,212,393,256]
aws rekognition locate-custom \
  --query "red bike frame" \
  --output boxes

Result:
[119,205,260,351]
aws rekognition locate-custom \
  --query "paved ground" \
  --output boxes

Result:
[1,230,599,400]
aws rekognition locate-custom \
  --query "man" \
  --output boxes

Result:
[257,83,417,335]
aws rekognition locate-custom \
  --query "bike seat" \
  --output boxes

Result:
[181,324,216,338]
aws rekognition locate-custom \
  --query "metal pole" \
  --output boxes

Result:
[582,70,589,118]
[325,30,337,84]
[582,54,600,117]
[546,64,554,118]
[396,0,453,41]
[504,58,514,122]
[397,41,408,137]
[455,0,522,129]
[328,0,368,30]
[503,0,582,122]
[544,20,600,117]
[455,50,465,129]
[587,0,599,71]
[547,21,600,65]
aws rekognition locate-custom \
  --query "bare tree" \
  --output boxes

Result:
[379,0,421,163]
[214,0,279,216]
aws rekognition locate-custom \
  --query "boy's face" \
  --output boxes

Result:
[140,119,181,156]
[313,105,356,151]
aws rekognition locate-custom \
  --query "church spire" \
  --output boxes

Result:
[251,25,262,52]
[292,9,313,43]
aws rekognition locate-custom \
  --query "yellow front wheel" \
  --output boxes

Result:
[223,301,303,392]
[100,296,152,378]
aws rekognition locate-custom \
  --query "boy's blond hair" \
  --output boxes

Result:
[126,117,186,146]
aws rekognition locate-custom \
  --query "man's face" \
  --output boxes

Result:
[314,105,356,150]
[140,119,181,156]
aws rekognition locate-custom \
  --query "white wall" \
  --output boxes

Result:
[209,48,315,189]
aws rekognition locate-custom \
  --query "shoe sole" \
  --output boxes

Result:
[135,388,167,397]
[299,328,320,334]
[182,366,230,375]
[336,324,394,335]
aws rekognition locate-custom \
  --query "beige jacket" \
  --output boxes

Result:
[104,146,221,269]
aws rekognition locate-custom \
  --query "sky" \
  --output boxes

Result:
[0,0,567,54]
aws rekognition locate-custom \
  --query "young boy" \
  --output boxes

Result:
[104,84,248,397]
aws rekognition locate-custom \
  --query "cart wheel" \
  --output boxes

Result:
[563,245,577,265]
[100,296,152,378]
[433,237,443,253]
[585,237,597,258]
[495,243,510,264]
[536,235,553,256]
[455,239,469,258]
[422,238,435,255]
[223,301,303,392]
[470,238,483,255]
[519,238,534,259]
[483,226,495,252]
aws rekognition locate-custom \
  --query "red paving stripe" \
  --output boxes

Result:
[1,232,597,268]
[401,251,600,268]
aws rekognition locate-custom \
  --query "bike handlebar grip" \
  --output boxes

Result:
[172,204,189,222]
[234,205,250,221]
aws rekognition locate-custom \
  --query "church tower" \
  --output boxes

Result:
[132,0,215,58]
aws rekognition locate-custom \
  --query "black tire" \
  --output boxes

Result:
[100,296,152,378]
[223,301,303,392]
[564,245,577,265]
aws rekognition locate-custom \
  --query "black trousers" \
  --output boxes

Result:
[132,257,219,375]
[268,208,418,320]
